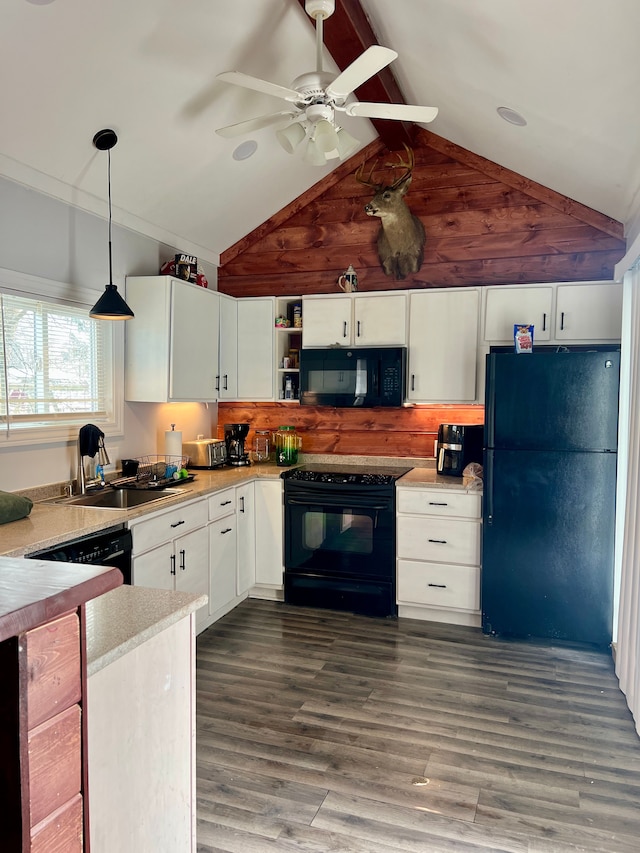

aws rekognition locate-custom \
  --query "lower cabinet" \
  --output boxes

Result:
[396,486,482,626]
[253,479,284,592]
[236,482,256,595]
[129,498,210,634]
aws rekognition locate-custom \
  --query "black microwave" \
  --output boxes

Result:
[299,347,406,407]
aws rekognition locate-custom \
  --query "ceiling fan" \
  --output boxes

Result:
[215,0,438,165]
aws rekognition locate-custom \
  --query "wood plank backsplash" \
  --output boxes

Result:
[217,402,484,458]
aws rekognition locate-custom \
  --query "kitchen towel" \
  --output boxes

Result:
[0,491,33,525]
[79,423,105,458]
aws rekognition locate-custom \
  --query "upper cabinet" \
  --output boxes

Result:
[408,289,480,403]
[484,286,553,342]
[125,276,220,403]
[482,281,622,345]
[554,283,623,340]
[218,295,238,399]
[236,298,275,400]
[302,293,407,347]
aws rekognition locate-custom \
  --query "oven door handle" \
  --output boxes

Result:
[286,497,390,511]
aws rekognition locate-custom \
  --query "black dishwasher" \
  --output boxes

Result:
[28,525,132,584]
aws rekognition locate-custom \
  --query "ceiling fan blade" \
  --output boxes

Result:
[215,111,298,139]
[344,102,439,123]
[217,71,301,103]
[326,46,398,103]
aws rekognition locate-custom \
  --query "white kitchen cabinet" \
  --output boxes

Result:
[483,286,553,342]
[129,497,210,633]
[396,486,482,627]
[218,294,238,399]
[253,479,284,591]
[236,481,256,595]
[236,298,276,400]
[125,276,220,403]
[555,282,623,340]
[408,288,479,402]
[302,292,407,347]
[207,487,238,622]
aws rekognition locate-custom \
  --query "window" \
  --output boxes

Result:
[0,268,123,445]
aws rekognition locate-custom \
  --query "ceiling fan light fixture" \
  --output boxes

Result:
[335,127,360,160]
[313,119,339,155]
[305,137,330,166]
[89,129,134,321]
[276,122,307,154]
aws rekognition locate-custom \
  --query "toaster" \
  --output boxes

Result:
[182,438,227,469]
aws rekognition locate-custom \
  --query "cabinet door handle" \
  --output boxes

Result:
[170,519,185,528]
[215,375,220,392]
[170,553,176,575]
[428,583,447,588]
[428,538,447,544]
[221,500,232,506]
[180,549,186,571]
[411,374,415,392]
[239,496,245,513]
[560,311,565,330]
[357,320,361,338]
[343,321,348,338]
[428,501,448,506]
[542,312,547,331]
[221,527,233,534]
[223,374,228,390]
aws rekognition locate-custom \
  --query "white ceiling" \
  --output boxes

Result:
[1,0,639,267]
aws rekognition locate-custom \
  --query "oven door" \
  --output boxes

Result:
[284,483,395,579]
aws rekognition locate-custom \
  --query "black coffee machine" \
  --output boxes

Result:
[436,423,484,477]
[224,423,251,466]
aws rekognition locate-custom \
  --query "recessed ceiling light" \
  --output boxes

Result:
[232,140,258,161]
[497,106,527,127]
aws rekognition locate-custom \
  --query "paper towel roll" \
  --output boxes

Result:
[164,428,182,460]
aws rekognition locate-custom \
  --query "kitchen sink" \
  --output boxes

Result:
[43,488,185,510]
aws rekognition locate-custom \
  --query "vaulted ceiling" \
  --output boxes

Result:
[1,0,639,266]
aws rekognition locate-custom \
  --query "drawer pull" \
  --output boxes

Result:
[170,553,176,575]
[428,538,447,544]
[170,519,185,528]
[428,501,448,506]
[221,527,233,535]
[428,583,447,589]
[220,500,232,506]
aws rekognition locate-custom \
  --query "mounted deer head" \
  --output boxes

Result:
[355,145,425,280]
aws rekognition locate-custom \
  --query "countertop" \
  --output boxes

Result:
[1,456,480,558]
[85,585,207,677]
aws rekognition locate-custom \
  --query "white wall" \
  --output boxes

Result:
[0,177,219,491]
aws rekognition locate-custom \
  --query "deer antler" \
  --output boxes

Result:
[354,143,415,190]
[384,144,415,190]
[354,159,382,190]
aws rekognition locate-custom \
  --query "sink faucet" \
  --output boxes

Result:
[77,426,110,494]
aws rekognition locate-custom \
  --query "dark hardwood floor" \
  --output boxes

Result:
[195,600,640,853]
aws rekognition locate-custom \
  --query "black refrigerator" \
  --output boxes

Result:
[482,349,620,647]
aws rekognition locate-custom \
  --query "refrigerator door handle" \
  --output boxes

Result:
[485,450,494,525]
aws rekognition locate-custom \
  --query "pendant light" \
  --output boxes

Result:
[89,129,134,320]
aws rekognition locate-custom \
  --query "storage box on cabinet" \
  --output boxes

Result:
[396,486,482,627]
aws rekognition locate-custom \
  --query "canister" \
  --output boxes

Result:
[272,425,301,466]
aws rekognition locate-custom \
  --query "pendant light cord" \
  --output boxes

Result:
[107,147,113,286]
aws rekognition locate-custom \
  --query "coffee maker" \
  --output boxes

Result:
[224,423,251,466]
[436,424,484,477]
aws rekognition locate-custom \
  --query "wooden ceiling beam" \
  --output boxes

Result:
[296,0,416,151]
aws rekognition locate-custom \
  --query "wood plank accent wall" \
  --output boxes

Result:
[219,130,625,297]
[217,128,624,456]
[217,402,484,458]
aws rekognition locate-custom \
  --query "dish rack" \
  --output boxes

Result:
[111,454,193,489]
